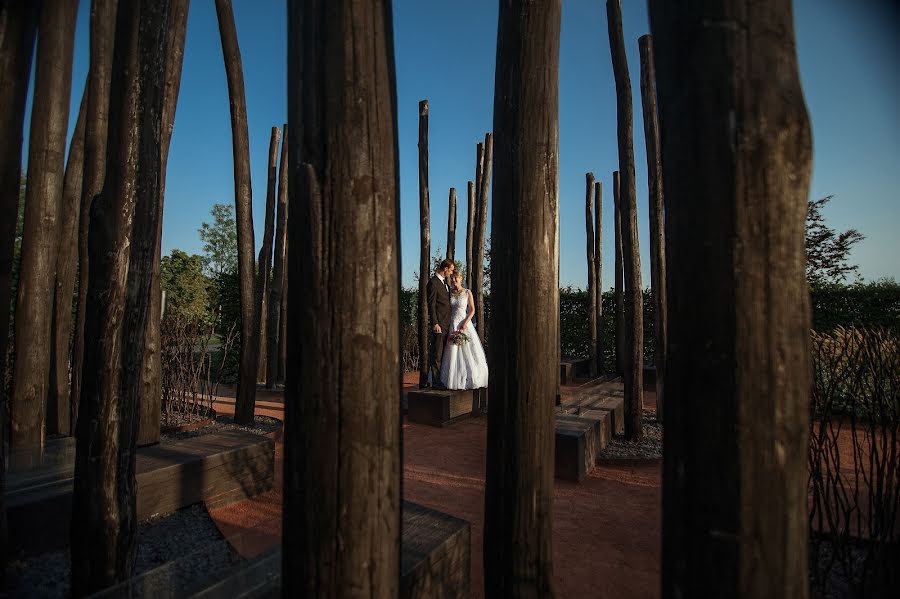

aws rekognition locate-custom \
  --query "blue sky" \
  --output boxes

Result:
[24,0,900,289]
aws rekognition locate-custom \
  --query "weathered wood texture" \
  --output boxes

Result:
[8,431,274,558]
[139,0,190,447]
[649,2,813,597]
[407,388,477,427]
[639,34,667,423]
[473,133,492,338]
[278,244,287,382]
[71,1,171,593]
[285,1,402,596]
[607,0,643,439]
[613,170,624,375]
[401,501,472,599]
[72,0,117,431]
[9,0,79,468]
[584,172,597,376]
[593,180,603,372]
[255,126,281,384]
[267,124,288,388]
[465,180,475,289]
[417,99,431,388]
[0,0,39,579]
[47,88,87,437]
[447,187,457,261]
[485,0,560,595]
[215,0,258,425]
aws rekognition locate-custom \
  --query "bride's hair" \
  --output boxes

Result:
[449,271,465,292]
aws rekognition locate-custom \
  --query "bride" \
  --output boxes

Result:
[440,271,489,390]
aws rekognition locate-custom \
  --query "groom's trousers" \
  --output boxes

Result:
[430,330,447,386]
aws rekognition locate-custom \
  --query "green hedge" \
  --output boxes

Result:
[400,280,899,369]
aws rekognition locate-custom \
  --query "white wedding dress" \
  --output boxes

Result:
[440,289,489,390]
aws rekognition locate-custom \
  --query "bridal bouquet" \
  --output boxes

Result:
[449,331,470,346]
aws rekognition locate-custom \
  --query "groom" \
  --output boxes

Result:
[425,259,454,389]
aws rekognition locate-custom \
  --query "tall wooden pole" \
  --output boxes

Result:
[650,2,813,597]
[607,0,643,439]
[485,0,560,594]
[639,34,667,421]
[10,0,79,468]
[446,187,457,261]
[584,172,597,377]
[72,0,117,432]
[140,0,190,446]
[71,0,170,591]
[417,99,430,388]
[284,0,401,595]
[473,132,492,337]
[465,180,475,289]
[215,0,258,425]
[613,170,624,375]
[255,126,281,383]
[267,124,288,389]
[0,0,39,579]
[594,180,603,372]
[48,88,88,437]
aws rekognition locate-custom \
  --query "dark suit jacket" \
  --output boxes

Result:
[426,274,451,332]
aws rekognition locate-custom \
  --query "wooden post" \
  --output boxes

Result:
[471,142,484,291]
[48,88,87,437]
[278,241,287,384]
[594,180,603,373]
[585,172,597,377]
[649,2,813,597]
[72,0,116,432]
[484,0,560,594]
[140,0,190,446]
[284,1,401,595]
[417,99,430,388]
[465,180,475,289]
[267,124,288,389]
[10,0,79,468]
[613,170,624,375]
[255,126,281,383]
[607,0,643,440]
[446,187,457,261]
[639,34,666,422]
[473,132,492,338]
[215,0,258,425]
[71,0,170,592]
[0,0,39,579]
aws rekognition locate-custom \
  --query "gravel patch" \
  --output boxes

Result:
[4,504,242,598]
[160,414,281,443]
[596,410,662,461]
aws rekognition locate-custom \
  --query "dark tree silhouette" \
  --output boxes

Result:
[10,0,79,467]
[140,0,190,446]
[473,132,492,337]
[256,126,281,383]
[215,0,258,424]
[73,0,117,431]
[806,195,864,286]
[266,124,288,389]
[71,0,171,592]
[0,0,39,580]
[613,170,624,373]
[417,99,430,388]
[650,1,813,596]
[585,172,598,376]
[284,0,401,595]
[593,180,603,371]
[447,187,457,261]
[484,0,561,595]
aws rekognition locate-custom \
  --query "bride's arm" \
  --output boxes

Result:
[462,290,476,331]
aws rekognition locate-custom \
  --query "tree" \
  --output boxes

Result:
[806,196,864,286]
[199,203,239,278]
[484,0,561,595]
[266,124,288,388]
[160,250,209,322]
[283,0,401,595]
[255,126,281,382]
[650,0,813,596]
[72,0,171,592]
[10,0,79,467]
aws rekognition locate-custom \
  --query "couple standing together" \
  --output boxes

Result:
[425,259,489,390]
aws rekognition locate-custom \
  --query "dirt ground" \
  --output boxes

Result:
[208,377,662,598]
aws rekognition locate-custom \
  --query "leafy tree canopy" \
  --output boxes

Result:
[806,196,864,287]
[160,249,209,322]
[198,203,238,278]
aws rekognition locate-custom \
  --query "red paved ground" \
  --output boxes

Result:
[208,376,662,598]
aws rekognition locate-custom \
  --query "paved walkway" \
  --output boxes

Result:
[207,376,662,598]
